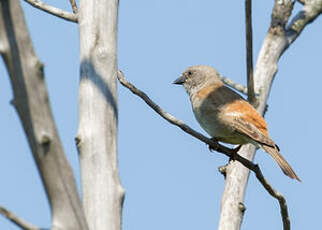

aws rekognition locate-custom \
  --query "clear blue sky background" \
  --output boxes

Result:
[0,1,321,229]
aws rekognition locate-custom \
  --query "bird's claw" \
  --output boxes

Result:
[229,145,242,162]
[208,144,215,152]
[208,137,219,152]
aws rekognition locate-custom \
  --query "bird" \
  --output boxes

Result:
[173,65,300,181]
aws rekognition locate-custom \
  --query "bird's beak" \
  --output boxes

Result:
[173,75,185,85]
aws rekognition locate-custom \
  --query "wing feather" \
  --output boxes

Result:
[223,99,275,147]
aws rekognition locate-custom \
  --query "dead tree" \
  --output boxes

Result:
[0,0,123,229]
[1,1,321,230]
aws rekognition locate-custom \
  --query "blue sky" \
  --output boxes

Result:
[1,1,321,229]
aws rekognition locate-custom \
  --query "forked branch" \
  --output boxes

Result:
[285,0,322,44]
[117,70,290,229]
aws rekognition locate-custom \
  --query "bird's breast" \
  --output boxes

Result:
[191,94,228,138]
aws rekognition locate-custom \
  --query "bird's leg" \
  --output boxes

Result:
[229,145,242,162]
[208,137,220,152]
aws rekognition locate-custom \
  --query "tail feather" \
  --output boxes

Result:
[261,145,301,182]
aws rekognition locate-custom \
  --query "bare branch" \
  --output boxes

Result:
[69,0,78,14]
[23,0,78,23]
[117,70,239,160]
[219,1,322,229]
[286,0,322,44]
[253,168,290,230]
[220,75,248,95]
[117,70,290,228]
[0,205,40,230]
[0,1,88,228]
[245,0,256,104]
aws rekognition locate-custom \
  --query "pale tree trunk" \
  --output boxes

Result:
[218,1,322,230]
[76,0,125,230]
[0,0,88,229]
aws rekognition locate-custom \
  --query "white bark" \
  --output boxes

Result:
[0,0,88,229]
[218,1,322,229]
[77,0,125,230]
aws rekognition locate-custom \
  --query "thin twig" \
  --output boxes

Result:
[220,75,248,95]
[117,70,290,229]
[253,166,290,230]
[0,205,40,230]
[245,0,256,104]
[23,0,78,23]
[69,0,78,14]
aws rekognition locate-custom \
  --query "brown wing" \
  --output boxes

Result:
[203,86,300,180]
[196,84,275,147]
[223,99,275,147]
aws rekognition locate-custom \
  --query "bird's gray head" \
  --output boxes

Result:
[173,65,222,95]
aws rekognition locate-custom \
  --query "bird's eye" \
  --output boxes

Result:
[187,71,192,76]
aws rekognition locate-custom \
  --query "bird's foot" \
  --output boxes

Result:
[229,145,242,162]
[208,137,219,152]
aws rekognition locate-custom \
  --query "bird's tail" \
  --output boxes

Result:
[261,145,301,182]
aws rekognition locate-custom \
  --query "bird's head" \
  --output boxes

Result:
[173,65,222,95]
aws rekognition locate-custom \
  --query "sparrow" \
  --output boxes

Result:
[173,65,300,181]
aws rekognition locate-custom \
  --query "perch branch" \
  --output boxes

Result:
[117,70,290,228]
[0,205,40,230]
[23,0,77,22]
[245,0,256,104]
